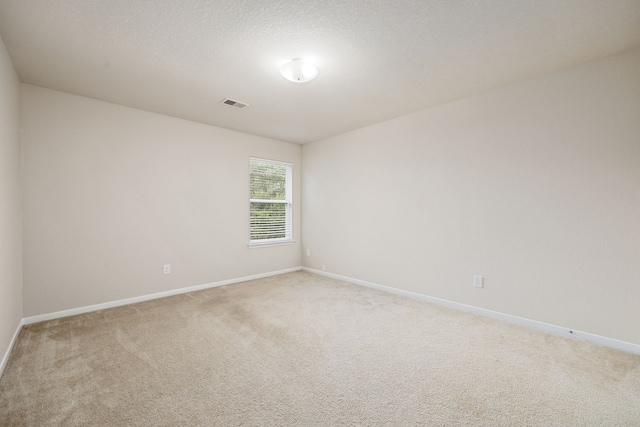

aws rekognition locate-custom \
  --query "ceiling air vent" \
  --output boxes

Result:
[220,98,250,110]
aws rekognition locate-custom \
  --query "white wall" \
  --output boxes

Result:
[0,35,22,363]
[302,47,640,345]
[21,85,301,317]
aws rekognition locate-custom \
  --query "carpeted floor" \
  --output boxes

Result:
[1,271,639,426]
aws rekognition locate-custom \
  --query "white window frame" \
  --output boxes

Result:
[249,157,294,247]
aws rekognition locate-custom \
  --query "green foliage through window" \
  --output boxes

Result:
[250,162,286,200]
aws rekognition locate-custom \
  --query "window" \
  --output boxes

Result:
[249,157,293,245]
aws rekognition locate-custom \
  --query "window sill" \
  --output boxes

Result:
[248,240,296,249]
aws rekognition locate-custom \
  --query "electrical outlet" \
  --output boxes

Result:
[322,265,326,272]
[163,264,171,275]
[306,249,311,257]
[473,275,483,288]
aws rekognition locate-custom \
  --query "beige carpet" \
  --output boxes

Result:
[1,271,639,426]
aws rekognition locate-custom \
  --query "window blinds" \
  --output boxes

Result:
[249,158,292,243]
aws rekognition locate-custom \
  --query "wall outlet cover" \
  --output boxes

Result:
[473,275,483,288]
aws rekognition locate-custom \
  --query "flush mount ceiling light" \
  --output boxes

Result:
[280,58,318,83]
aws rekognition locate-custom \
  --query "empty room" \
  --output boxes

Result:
[1,1,639,425]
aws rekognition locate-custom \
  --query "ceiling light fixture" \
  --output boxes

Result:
[280,58,318,83]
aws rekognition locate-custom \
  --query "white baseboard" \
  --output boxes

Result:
[1,319,24,378]
[23,267,302,325]
[302,267,640,356]
[13,266,640,357]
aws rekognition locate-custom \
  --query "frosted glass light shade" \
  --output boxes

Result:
[280,58,318,83]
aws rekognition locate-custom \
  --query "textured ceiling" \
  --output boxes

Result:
[1,1,639,144]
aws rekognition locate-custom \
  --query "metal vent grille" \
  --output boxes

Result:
[220,98,250,109]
